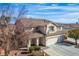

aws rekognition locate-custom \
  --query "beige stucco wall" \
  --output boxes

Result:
[46,23,58,34]
[57,26,63,31]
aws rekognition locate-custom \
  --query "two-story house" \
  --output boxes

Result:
[15,18,66,49]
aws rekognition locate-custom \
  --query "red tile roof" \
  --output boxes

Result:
[64,24,79,28]
[17,18,50,27]
[17,31,44,39]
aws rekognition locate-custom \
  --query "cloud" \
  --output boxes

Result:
[52,18,77,23]
[38,5,79,12]
[62,7,79,11]
[38,6,61,10]
[24,3,79,23]
[61,12,79,19]
[51,4,58,6]
[67,3,79,6]
[33,12,65,15]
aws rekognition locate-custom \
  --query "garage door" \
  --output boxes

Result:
[46,35,64,46]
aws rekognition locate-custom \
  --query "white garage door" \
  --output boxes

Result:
[46,35,64,46]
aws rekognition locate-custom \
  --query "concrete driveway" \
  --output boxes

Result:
[42,43,79,56]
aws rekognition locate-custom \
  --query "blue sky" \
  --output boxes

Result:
[0,3,79,24]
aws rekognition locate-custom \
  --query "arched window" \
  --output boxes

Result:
[48,26,54,33]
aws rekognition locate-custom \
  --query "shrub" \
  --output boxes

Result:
[34,46,40,51]
[29,46,40,53]
[68,29,79,46]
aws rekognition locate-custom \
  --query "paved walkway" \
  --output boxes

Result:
[42,43,79,56]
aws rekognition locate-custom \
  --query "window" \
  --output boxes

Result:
[34,26,40,31]
[35,27,39,30]
[48,26,54,33]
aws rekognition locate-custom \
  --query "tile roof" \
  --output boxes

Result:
[28,32,44,39]
[16,18,52,27]
[17,31,44,39]
[64,24,79,28]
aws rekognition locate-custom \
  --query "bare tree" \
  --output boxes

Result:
[0,4,28,56]
[17,5,28,19]
[0,4,13,55]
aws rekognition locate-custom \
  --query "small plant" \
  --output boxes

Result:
[29,46,40,53]
[29,46,34,53]
[34,46,40,51]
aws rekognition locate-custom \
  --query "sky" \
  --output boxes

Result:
[0,3,79,24]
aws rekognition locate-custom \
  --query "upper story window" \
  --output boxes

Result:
[34,26,43,32]
[35,26,39,30]
[48,26,54,33]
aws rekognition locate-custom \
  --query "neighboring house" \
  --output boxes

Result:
[62,24,79,31]
[15,18,66,49]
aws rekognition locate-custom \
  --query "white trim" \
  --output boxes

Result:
[46,23,58,34]
[46,35,62,39]
[36,38,39,46]
[27,39,31,49]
